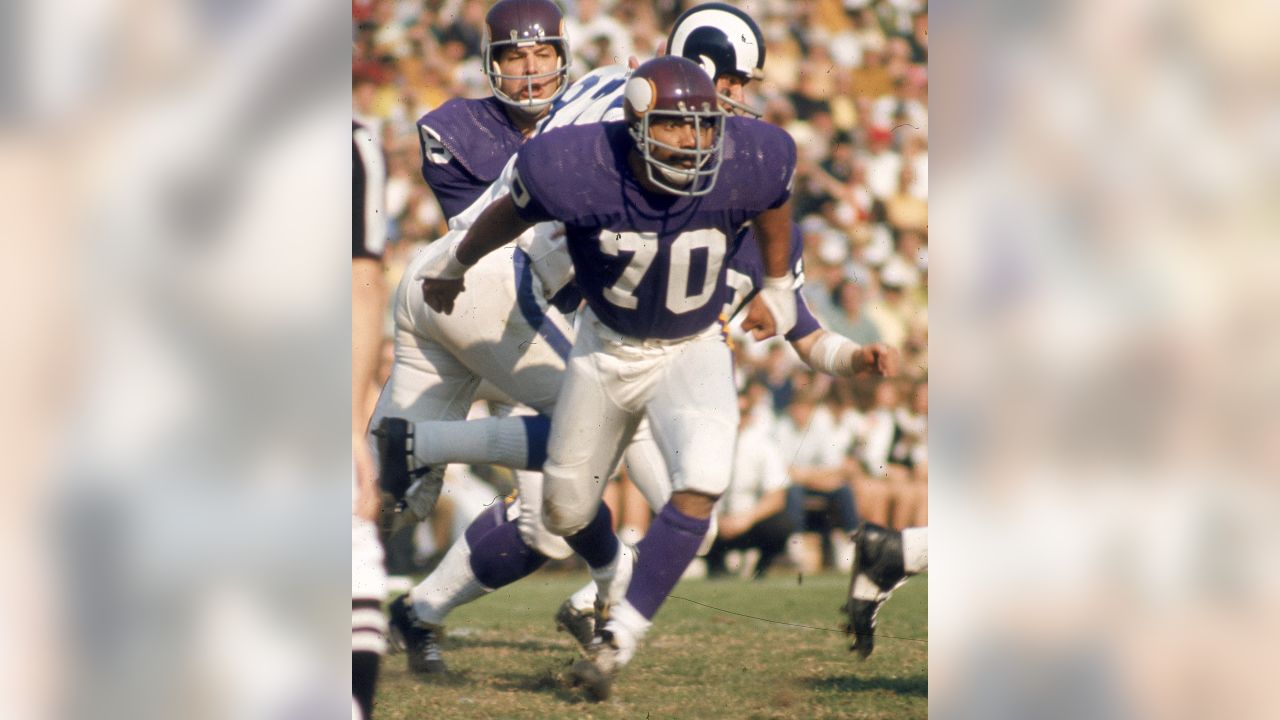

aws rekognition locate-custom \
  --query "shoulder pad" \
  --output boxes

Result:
[419,98,524,182]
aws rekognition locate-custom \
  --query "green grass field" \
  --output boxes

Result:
[376,570,927,719]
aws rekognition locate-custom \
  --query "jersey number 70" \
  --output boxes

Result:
[600,229,727,314]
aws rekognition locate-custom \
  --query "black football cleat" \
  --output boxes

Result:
[388,595,447,675]
[371,417,433,506]
[555,600,596,651]
[842,522,908,659]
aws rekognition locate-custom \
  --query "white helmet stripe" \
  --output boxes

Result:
[667,7,761,77]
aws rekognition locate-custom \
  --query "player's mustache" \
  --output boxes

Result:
[667,150,702,168]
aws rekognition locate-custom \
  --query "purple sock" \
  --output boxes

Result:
[563,504,619,569]
[468,518,548,589]
[625,504,710,619]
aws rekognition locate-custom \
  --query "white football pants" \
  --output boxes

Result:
[542,310,738,536]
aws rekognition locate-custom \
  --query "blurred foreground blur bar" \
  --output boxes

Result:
[931,0,1280,718]
[2,1,353,718]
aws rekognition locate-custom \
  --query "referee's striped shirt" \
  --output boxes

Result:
[352,120,386,260]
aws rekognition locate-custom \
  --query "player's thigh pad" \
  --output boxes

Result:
[541,324,644,535]
[621,418,672,512]
[646,334,738,497]
[510,470,574,560]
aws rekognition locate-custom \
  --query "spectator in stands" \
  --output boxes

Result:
[884,166,928,233]
[776,388,860,572]
[705,394,794,579]
[827,278,886,346]
[442,0,487,58]
[902,319,928,380]
[890,381,928,527]
[862,125,902,201]
[866,269,911,349]
[760,343,799,416]
[853,379,897,526]
[565,0,633,71]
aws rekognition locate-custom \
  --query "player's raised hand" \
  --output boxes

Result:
[741,294,778,340]
[855,343,900,377]
[422,277,465,314]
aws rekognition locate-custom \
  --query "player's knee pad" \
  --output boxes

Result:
[541,493,595,537]
[512,497,574,560]
[540,464,604,536]
[670,447,733,497]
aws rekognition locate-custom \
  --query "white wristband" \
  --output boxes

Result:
[416,234,473,282]
[758,274,797,337]
[807,332,860,376]
[441,237,471,279]
[762,275,793,291]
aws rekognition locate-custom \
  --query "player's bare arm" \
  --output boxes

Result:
[420,194,534,314]
[352,256,386,521]
[739,284,899,375]
[791,327,900,378]
[750,198,799,338]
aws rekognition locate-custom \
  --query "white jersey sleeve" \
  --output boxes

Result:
[538,64,630,132]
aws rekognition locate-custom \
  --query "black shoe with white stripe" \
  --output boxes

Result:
[371,417,433,507]
[389,595,447,675]
[842,522,908,659]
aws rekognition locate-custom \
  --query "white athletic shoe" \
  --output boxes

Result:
[591,542,636,627]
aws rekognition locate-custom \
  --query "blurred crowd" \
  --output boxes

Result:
[354,0,928,574]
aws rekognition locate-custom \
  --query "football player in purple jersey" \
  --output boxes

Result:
[374,3,798,678]
[379,3,901,688]
[416,0,571,221]
[419,55,805,700]
[380,4,899,686]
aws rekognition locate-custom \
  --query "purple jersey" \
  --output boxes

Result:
[418,97,525,221]
[510,117,796,339]
[725,225,821,341]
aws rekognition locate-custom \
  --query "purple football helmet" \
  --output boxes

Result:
[482,0,571,115]
[623,56,726,197]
